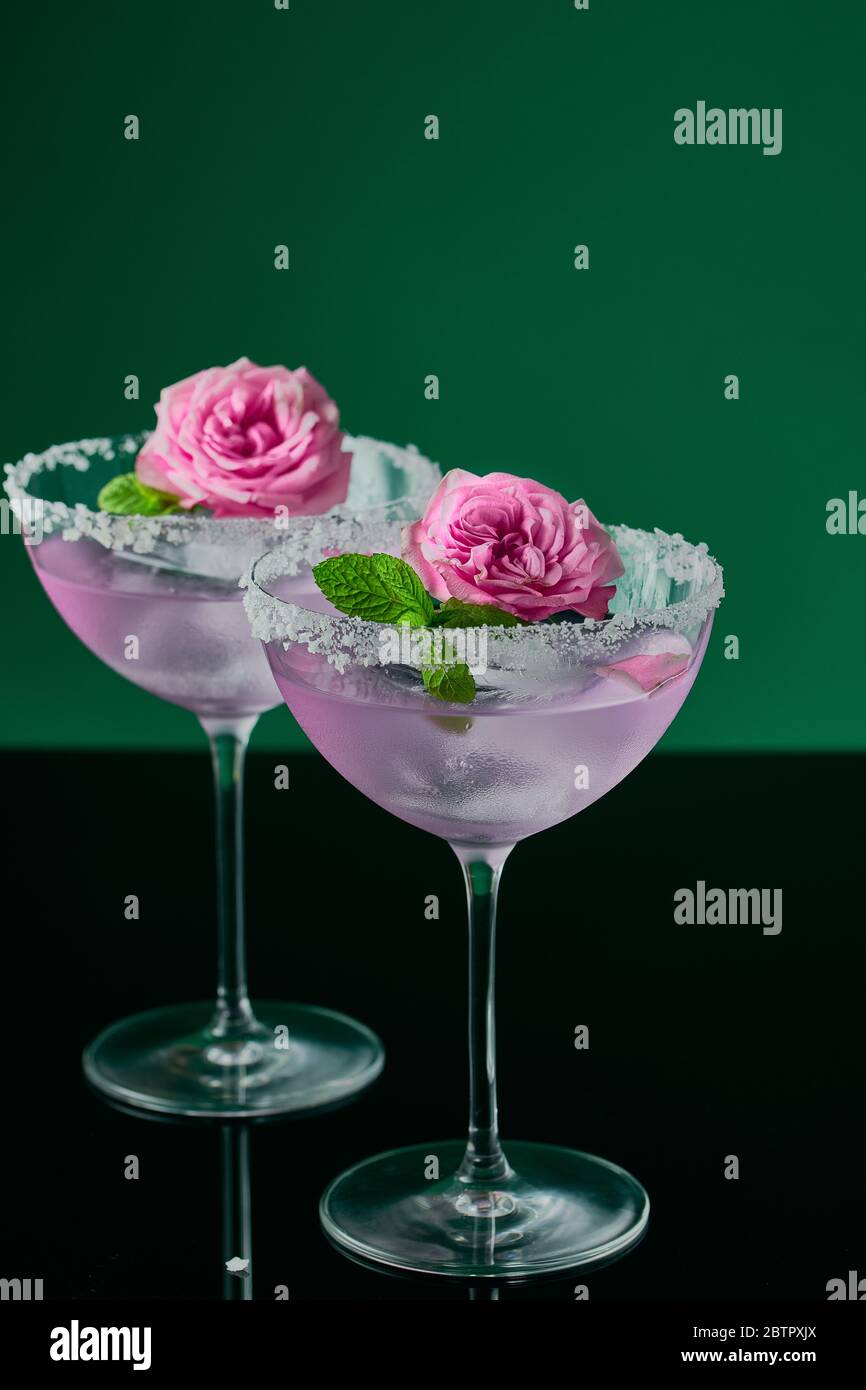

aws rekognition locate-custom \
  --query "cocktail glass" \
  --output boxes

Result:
[5,431,439,1117]
[244,520,724,1274]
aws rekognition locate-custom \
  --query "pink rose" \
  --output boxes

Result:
[402,469,624,621]
[136,357,351,517]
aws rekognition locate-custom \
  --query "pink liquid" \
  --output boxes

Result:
[266,618,713,847]
[32,534,311,719]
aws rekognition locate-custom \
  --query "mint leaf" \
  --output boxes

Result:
[434,598,527,628]
[313,553,435,626]
[97,473,184,516]
[422,663,476,703]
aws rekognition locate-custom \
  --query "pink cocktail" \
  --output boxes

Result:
[245,519,724,1276]
[6,430,440,1118]
[32,529,293,717]
[268,616,710,847]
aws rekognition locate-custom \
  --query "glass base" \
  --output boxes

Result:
[83,1001,384,1118]
[320,1140,648,1278]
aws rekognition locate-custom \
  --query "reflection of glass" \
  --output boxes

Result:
[246,521,724,1276]
[7,432,439,1117]
[99,1096,257,1301]
[221,1125,253,1302]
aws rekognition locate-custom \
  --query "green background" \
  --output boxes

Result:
[1,0,863,751]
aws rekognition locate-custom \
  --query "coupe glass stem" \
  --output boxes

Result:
[200,716,259,1040]
[453,848,514,1188]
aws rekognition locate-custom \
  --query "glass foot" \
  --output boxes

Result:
[320,1140,648,1278]
[83,1001,384,1118]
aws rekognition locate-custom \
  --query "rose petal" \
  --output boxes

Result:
[595,651,690,693]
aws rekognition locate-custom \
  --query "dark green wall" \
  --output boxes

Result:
[1,0,863,750]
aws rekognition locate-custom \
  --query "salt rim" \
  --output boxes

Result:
[2,431,441,564]
[242,523,725,673]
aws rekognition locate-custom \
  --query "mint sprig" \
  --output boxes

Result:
[97,473,185,517]
[313,553,435,627]
[422,663,476,703]
[310,553,534,705]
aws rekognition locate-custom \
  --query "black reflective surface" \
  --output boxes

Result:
[2,752,862,1300]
